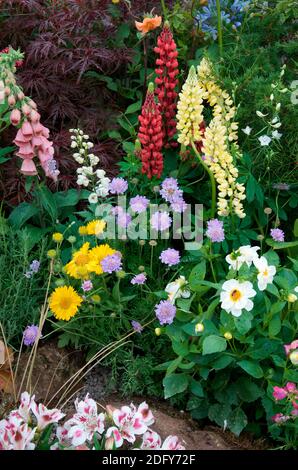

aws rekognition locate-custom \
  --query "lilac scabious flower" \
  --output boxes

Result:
[117,212,132,228]
[109,177,128,195]
[82,280,93,292]
[160,248,180,267]
[131,320,143,333]
[155,300,176,325]
[160,178,180,203]
[206,219,225,243]
[270,228,285,242]
[170,195,187,213]
[101,252,122,273]
[150,211,172,231]
[129,195,150,214]
[111,205,125,216]
[131,273,147,285]
[23,325,39,346]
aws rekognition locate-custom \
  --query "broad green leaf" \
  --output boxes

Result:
[163,373,189,399]
[265,238,298,249]
[8,203,39,228]
[208,403,231,427]
[188,260,206,291]
[212,355,234,370]
[166,356,182,375]
[190,379,204,397]
[269,314,281,337]
[228,408,248,436]
[202,335,227,355]
[237,360,263,378]
[235,377,263,403]
[125,100,142,114]
[172,340,189,357]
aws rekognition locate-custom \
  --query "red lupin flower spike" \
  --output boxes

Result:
[154,21,179,148]
[138,82,163,179]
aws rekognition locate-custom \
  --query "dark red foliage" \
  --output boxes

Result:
[138,85,163,179]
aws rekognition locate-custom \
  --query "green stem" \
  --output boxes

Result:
[216,0,223,57]
[191,141,216,218]
[160,0,168,19]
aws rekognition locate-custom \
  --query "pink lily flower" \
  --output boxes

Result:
[140,430,162,449]
[161,435,185,450]
[31,402,65,431]
[105,426,123,448]
[112,405,147,444]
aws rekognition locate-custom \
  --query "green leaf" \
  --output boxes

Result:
[188,260,206,291]
[234,311,252,335]
[265,238,298,249]
[166,356,182,375]
[190,379,204,397]
[0,145,14,163]
[212,355,234,370]
[37,185,58,222]
[228,408,248,436]
[237,360,263,378]
[163,373,189,399]
[294,219,298,237]
[8,203,39,228]
[125,100,142,115]
[235,377,263,402]
[53,189,81,207]
[172,340,189,357]
[208,403,231,427]
[202,335,227,355]
[269,314,281,337]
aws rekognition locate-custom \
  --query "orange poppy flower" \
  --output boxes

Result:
[135,15,162,35]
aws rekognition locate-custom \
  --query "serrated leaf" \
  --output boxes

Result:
[228,408,248,436]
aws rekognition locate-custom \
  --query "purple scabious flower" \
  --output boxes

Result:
[101,252,122,273]
[159,248,180,267]
[155,300,176,325]
[150,211,172,231]
[131,273,147,285]
[23,325,39,346]
[109,177,128,195]
[131,320,143,333]
[117,212,132,228]
[111,205,125,216]
[129,195,150,214]
[206,219,225,243]
[160,178,180,203]
[170,196,187,213]
[270,228,285,242]
[82,280,93,292]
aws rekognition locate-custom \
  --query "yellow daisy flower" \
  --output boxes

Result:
[78,226,88,236]
[88,244,116,275]
[65,242,92,279]
[86,219,106,236]
[49,286,83,321]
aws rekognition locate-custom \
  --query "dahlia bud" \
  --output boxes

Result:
[10,108,21,126]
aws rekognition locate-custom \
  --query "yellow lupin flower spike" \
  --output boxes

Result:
[176,65,205,146]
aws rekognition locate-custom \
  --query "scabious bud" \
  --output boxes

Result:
[138,83,164,179]
[155,327,162,336]
[154,23,179,148]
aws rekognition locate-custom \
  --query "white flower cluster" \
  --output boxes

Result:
[70,128,110,204]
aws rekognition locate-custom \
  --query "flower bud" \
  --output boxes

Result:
[276,103,281,111]
[8,95,16,106]
[155,327,162,336]
[55,279,65,287]
[116,270,126,279]
[10,108,21,126]
[264,207,272,215]
[92,295,101,304]
[287,293,297,303]
[52,232,63,243]
[224,332,233,340]
[67,235,76,244]
[17,91,25,100]
[105,437,114,450]
[139,240,146,246]
[138,265,145,272]
[149,240,157,247]
[289,350,298,366]
[195,323,204,333]
[22,103,31,116]
[47,249,57,259]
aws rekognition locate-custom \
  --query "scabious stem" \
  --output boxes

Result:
[216,0,223,57]
[191,140,216,218]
